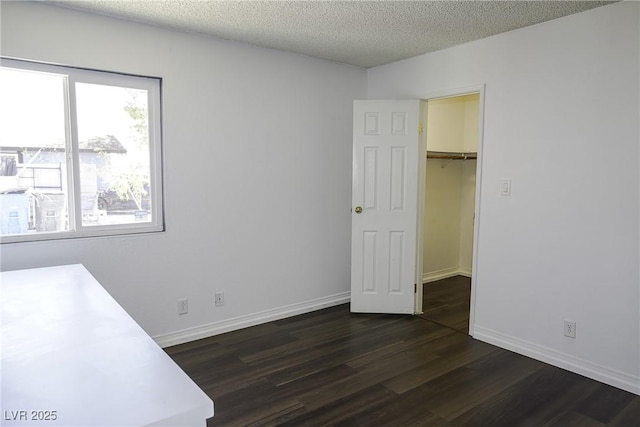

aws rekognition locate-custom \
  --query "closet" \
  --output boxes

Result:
[422,93,479,283]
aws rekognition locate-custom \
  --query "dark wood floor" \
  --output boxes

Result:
[419,275,471,334]
[166,285,640,426]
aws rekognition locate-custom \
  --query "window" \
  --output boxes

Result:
[0,59,163,242]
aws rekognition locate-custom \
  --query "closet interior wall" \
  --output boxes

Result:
[423,94,479,283]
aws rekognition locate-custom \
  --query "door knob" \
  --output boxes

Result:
[354,206,363,214]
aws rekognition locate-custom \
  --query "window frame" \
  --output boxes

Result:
[0,58,164,244]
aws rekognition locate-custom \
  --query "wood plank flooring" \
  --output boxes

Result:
[166,283,640,426]
[419,276,471,334]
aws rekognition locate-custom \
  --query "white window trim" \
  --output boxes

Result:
[0,58,164,244]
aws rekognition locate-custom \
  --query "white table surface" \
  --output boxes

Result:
[1,264,214,426]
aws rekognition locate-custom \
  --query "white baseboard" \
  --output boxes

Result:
[458,266,472,277]
[153,291,351,348]
[422,267,471,283]
[473,325,640,396]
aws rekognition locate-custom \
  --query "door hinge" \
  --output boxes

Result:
[418,123,423,134]
[414,283,417,293]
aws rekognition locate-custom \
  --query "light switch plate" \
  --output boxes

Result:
[500,179,511,196]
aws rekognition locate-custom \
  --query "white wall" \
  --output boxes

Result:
[0,2,367,345]
[370,1,640,394]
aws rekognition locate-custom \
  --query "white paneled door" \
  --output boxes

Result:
[351,100,422,314]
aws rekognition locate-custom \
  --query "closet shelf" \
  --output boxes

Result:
[427,151,477,160]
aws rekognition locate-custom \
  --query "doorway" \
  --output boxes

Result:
[349,92,484,327]
[416,91,482,335]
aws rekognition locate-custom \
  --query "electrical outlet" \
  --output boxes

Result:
[177,298,188,315]
[564,320,576,338]
[215,291,224,307]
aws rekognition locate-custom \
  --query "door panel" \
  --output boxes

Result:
[351,100,421,314]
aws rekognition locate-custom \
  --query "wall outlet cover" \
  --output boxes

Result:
[177,298,188,315]
[215,291,224,307]
[564,320,576,338]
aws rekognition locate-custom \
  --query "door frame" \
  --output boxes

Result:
[415,84,486,336]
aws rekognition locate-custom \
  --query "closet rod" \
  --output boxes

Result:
[426,151,477,160]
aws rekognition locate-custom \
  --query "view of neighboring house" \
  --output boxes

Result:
[0,135,140,233]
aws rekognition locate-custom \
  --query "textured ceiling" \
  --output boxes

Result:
[46,1,616,68]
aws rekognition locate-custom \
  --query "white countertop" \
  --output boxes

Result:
[1,264,214,426]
